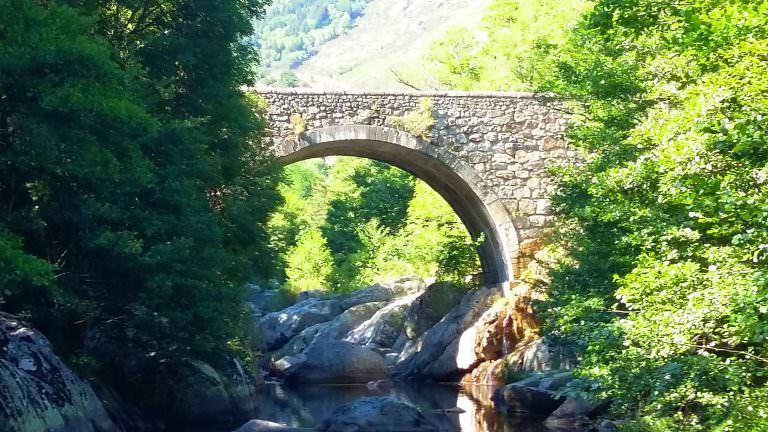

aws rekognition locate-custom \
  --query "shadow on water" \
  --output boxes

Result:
[253,381,551,432]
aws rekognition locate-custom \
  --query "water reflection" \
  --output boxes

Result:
[255,381,551,432]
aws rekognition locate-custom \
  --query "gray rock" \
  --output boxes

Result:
[492,383,565,421]
[284,341,389,384]
[340,276,425,310]
[234,419,307,431]
[248,286,294,317]
[344,294,416,348]
[0,313,116,432]
[259,298,343,350]
[340,284,393,310]
[393,286,500,379]
[403,282,465,340]
[273,302,384,360]
[317,397,439,432]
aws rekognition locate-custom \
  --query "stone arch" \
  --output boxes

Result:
[273,125,519,285]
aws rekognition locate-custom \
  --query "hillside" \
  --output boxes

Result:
[294,0,492,89]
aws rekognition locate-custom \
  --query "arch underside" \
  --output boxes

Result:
[275,126,517,285]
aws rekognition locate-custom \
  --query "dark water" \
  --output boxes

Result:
[252,381,551,432]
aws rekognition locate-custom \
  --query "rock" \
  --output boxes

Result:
[317,397,439,432]
[297,290,325,301]
[340,283,393,310]
[233,419,306,431]
[87,313,260,425]
[403,282,465,340]
[94,385,158,432]
[284,341,389,384]
[0,313,117,432]
[539,371,574,392]
[340,276,425,310]
[344,293,417,348]
[393,286,500,380]
[273,302,384,360]
[547,395,594,419]
[248,286,294,317]
[387,275,427,297]
[161,359,237,424]
[259,298,343,350]
[492,383,565,421]
[598,420,620,432]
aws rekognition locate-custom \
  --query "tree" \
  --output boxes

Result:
[0,0,280,366]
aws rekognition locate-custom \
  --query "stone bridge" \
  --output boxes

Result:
[258,88,573,286]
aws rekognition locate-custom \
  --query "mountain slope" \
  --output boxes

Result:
[294,0,492,89]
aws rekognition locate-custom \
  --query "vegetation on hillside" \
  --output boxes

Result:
[0,0,279,368]
[250,0,371,86]
[268,157,481,293]
[420,0,589,90]
[426,0,768,428]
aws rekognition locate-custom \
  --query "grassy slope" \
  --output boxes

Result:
[294,0,492,89]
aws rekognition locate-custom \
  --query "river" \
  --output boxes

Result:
[245,381,549,431]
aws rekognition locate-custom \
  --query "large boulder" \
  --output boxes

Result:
[344,293,418,348]
[259,298,343,350]
[402,282,465,340]
[273,302,384,361]
[393,286,500,380]
[492,384,565,421]
[0,313,116,432]
[284,341,388,384]
[317,397,439,432]
[86,315,259,426]
[340,276,425,310]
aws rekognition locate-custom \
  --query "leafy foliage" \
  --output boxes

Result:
[268,158,482,293]
[425,0,768,428]
[422,0,590,90]
[0,0,280,367]
[534,0,768,429]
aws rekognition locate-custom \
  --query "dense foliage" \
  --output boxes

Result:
[250,0,371,85]
[426,0,768,429]
[422,0,588,90]
[268,157,481,293]
[0,0,280,364]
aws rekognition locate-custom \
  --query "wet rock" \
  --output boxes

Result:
[260,298,343,350]
[393,286,500,380]
[492,383,564,421]
[0,313,116,432]
[403,282,465,340]
[284,341,388,384]
[234,419,306,431]
[317,397,439,432]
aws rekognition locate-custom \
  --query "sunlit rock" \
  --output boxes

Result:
[284,341,389,384]
[0,313,116,432]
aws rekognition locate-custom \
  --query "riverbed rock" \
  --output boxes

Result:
[260,298,344,350]
[0,313,117,432]
[317,397,439,432]
[403,282,465,340]
[234,419,307,431]
[344,293,417,348]
[273,302,385,361]
[284,341,388,384]
[340,276,425,310]
[492,383,565,421]
[393,286,501,380]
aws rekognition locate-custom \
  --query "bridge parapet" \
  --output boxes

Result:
[256,88,574,282]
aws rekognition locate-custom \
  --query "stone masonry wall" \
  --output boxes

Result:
[257,88,573,273]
